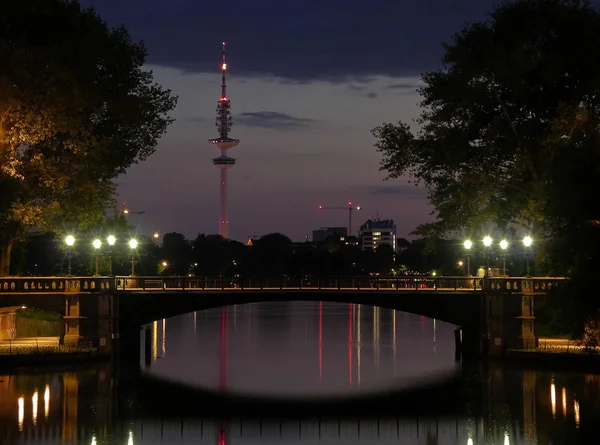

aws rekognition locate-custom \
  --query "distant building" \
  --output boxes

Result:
[312,227,348,243]
[359,219,397,251]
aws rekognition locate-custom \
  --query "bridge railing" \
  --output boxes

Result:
[113,275,568,292]
[0,277,114,293]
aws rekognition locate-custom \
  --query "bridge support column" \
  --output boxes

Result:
[486,292,536,357]
[63,294,83,344]
[63,291,117,357]
[460,324,483,359]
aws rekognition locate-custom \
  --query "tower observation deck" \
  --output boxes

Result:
[208,42,239,239]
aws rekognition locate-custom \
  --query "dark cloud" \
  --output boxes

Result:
[235,111,317,131]
[347,85,367,92]
[79,0,507,82]
[369,185,427,199]
[387,82,422,90]
[365,92,378,99]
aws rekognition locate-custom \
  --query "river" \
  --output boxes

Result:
[0,301,597,444]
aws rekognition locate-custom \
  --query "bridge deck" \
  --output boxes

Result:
[121,286,477,292]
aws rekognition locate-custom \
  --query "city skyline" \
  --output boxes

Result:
[79,0,507,241]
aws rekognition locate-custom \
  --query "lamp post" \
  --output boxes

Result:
[128,239,138,276]
[106,235,116,275]
[483,236,493,274]
[499,239,508,277]
[523,236,533,276]
[92,239,102,276]
[463,239,473,276]
[458,260,464,275]
[65,235,75,276]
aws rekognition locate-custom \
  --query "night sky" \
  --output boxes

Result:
[79,0,506,241]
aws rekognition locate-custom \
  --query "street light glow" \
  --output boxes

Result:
[523,236,533,247]
[107,235,116,246]
[65,235,75,246]
[153,232,160,239]
[162,261,167,267]
[499,239,509,250]
[92,239,102,249]
[463,239,473,250]
[128,239,138,249]
[483,236,493,247]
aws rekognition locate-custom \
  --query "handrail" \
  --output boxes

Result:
[0,275,568,294]
[111,275,568,293]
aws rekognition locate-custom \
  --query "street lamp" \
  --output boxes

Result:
[483,236,492,273]
[499,239,508,276]
[128,239,138,276]
[92,239,102,276]
[106,235,116,275]
[457,260,464,275]
[463,240,473,276]
[65,235,75,276]
[523,236,533,276]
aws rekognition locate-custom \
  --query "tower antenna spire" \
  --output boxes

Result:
[221,41,227,102]
[208,42,240,239]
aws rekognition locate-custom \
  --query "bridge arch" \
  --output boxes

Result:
[118,290,483,329]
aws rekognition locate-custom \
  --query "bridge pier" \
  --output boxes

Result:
[485,292,536,357]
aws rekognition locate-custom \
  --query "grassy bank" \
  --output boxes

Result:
[17,308,61,323]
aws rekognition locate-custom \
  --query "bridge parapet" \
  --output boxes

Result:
[486,277,567,294]
[0,277,114,294]
[114,275,567,293]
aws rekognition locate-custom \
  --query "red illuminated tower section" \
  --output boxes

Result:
[209,42,239,239]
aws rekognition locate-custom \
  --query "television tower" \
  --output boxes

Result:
[209,42,239,239]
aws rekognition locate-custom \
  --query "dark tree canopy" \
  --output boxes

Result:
[0,0,177,274]
[372,0,600,242]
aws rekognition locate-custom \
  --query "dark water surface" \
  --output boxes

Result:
[0,301,598,444]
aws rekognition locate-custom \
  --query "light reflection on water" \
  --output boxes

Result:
[0,302,597,444]
[143,302,458,397]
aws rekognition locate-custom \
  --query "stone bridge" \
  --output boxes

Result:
[0,275,567,358]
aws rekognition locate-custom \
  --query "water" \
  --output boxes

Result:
[0,301,597,444]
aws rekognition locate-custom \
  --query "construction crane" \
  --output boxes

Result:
[121,202,146,215]
[317,201,361,237]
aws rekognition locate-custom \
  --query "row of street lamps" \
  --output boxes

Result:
[462,236,534,276]
[64,235,139,276]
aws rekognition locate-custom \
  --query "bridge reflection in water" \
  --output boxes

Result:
[0,362,593,444]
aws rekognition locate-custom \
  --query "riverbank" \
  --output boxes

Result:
[0,340,110,370]
[501,349,600,373]
[0,350,110,370]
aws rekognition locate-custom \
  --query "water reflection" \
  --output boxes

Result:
[145,302,457,397]
[0,377,593,445]
[0,362,595,444]
[0,301,597,444]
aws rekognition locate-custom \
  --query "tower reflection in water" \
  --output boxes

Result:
[0,304,597,444]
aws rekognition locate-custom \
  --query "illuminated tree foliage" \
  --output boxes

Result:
[0,0,177,275]
[372,0,600,244]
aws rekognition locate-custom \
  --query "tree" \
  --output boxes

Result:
[372,0,600,246]
[162,232,190,276]
[0,0,177,275]
[252,233,293,276]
